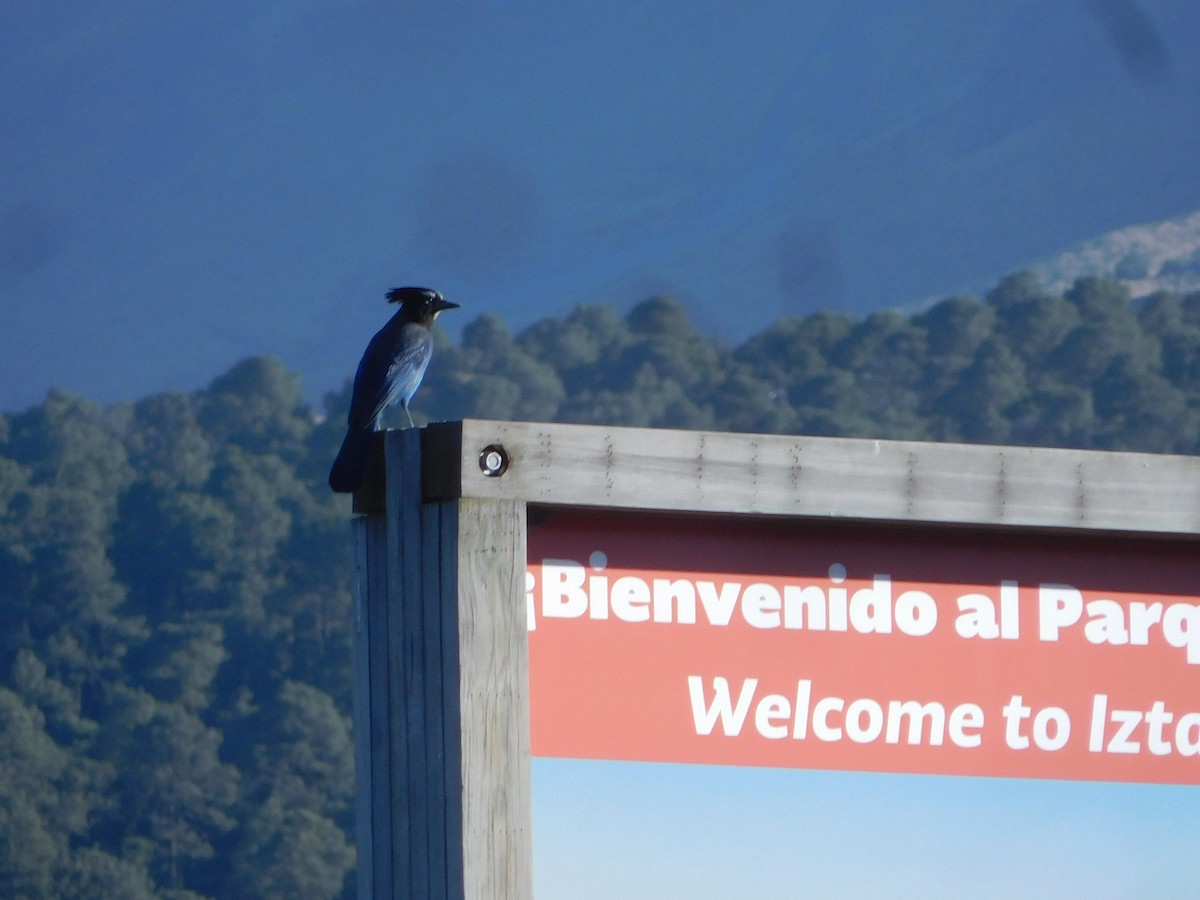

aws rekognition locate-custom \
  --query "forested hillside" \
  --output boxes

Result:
[421,273,1200,453]
[3,273,1199,897]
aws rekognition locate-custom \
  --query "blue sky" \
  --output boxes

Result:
[4,2,1200,411]
[533,761,1200,898]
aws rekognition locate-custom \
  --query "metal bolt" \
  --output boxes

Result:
[479,444,509,477]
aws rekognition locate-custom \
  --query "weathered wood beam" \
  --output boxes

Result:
[423,419,1200,536]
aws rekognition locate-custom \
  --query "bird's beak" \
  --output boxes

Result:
[434,298,460,314]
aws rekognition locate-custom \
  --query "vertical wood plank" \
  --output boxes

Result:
[437,501,465,900]
[353,512,392,898]
[351,515,373,900]
[386,429,428,894]
[452,498,532,897]
[420,497,449,897]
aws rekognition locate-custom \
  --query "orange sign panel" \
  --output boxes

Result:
[526,511,1200,784]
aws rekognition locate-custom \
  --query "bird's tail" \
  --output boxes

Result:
[329,428,375,493]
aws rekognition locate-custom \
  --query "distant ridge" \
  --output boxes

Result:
[1031,210,1200,297]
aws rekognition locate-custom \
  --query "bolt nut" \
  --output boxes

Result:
[479,444,509,477]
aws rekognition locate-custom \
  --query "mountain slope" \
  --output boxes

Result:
[1032,209,1200,297]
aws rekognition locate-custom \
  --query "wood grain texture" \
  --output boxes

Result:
[452,498,531,898]
[424,419,1200,536]
[353,430,531,899]
[351,515,382,899]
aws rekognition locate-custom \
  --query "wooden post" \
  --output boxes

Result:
[353,429,532,898]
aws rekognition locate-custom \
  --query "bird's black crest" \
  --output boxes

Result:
[386,286,441,304]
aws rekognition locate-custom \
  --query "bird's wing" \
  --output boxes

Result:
[348,324,434,429]
[380,331,433,409]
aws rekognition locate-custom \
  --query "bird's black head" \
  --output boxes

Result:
[385,286,459,318]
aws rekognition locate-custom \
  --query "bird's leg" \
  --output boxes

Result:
[401,400,415,429]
